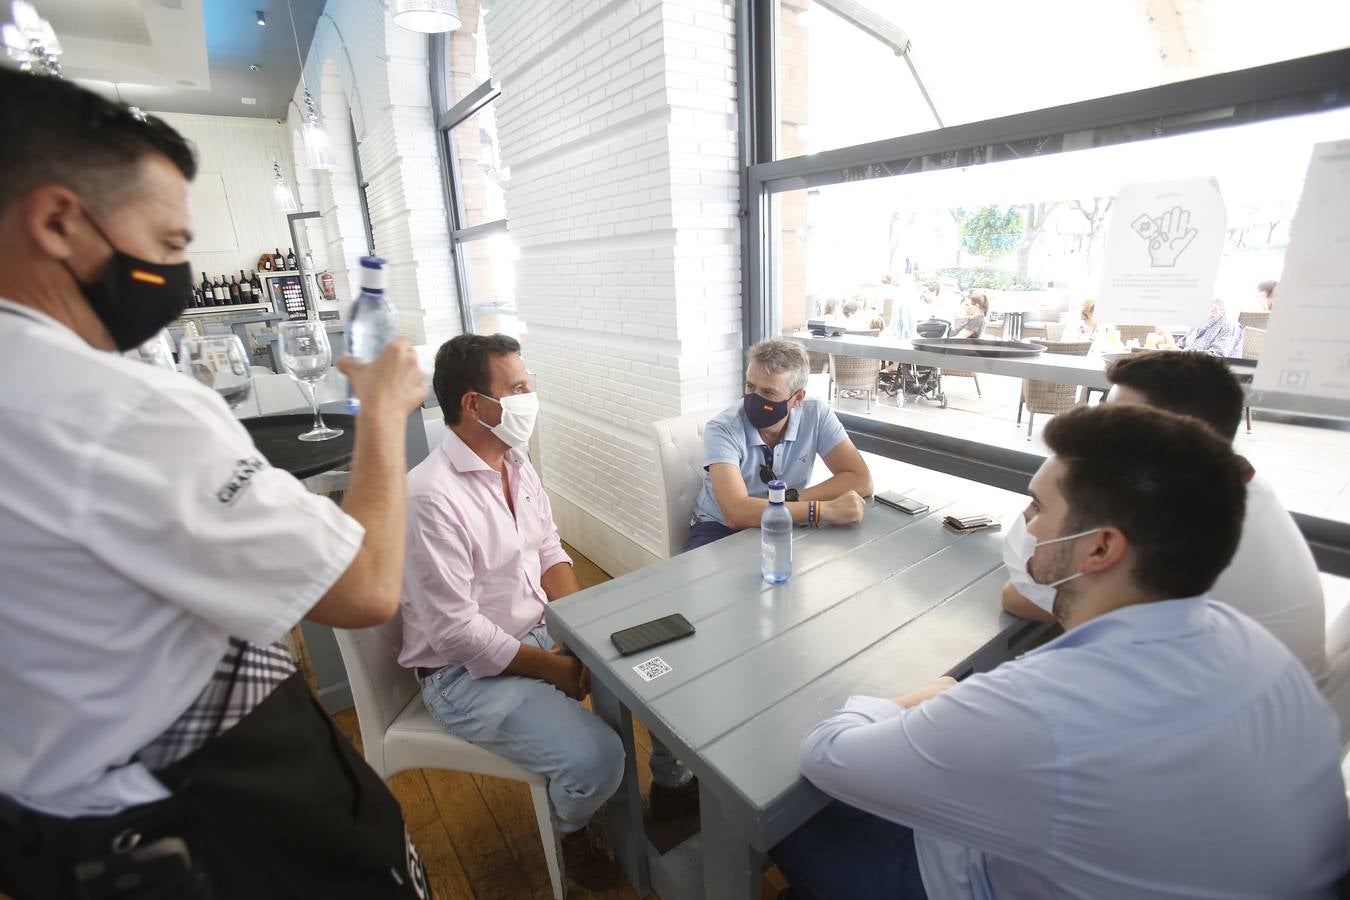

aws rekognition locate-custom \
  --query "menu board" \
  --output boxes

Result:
[265,274,309,321]
[1253,140,1350,401]
[1095,177,1227,327]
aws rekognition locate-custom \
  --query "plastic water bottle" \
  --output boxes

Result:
[345,256,398,410]
[761,480,793,584]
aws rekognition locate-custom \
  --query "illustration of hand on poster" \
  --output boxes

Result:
[1096,178,1227,328]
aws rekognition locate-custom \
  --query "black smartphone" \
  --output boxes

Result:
[876,490,929,515]
[611,613,695,656]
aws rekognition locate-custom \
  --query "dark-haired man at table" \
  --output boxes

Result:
[1003,350,1328,687]
[398,334,697,892]
[770,404,1346,899]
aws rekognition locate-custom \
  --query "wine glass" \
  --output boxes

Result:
[278,320,343,442]
[179,335,253,409]
[125,329,176,370]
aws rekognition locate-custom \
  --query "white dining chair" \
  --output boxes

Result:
[334,612,567,899]
[650,410,717,559]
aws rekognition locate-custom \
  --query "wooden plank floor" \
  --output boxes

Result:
[331,542,790,899]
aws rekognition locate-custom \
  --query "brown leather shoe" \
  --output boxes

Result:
[649,776,700,823]
[561,822,622,892]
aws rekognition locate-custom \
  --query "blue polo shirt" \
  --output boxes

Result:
[690,398,849,526]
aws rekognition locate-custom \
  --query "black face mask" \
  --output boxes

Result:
[61,210,193,351]
[743,391,790,429]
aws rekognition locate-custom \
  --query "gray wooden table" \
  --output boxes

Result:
[545,463,1052,900]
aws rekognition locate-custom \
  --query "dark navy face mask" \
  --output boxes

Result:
[61,208,193,351]
[744,391,789,429]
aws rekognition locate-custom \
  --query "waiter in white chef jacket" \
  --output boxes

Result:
[0,69,432,898]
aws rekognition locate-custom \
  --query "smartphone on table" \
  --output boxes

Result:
[876,490,929,515]
[610,613,695,656]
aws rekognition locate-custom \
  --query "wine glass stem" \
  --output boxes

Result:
[306,381,325,431]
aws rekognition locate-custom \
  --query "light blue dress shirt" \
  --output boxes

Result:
[691,398,849,526]
[799,598,1349,899]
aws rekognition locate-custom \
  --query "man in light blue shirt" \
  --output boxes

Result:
[772,403,1348,899]
[686,339,871,551]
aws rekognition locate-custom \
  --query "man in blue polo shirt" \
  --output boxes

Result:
[686,339,871,551]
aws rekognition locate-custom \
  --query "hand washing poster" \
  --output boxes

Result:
[1096,178,1226,326]
[1254,139,1350,401]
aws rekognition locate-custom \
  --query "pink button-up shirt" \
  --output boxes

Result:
[398,427,571,677]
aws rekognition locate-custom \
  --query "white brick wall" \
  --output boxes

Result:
[487,0,743,562]
[289,0,460,348]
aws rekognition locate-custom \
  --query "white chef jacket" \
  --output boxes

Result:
[0,298,364,817]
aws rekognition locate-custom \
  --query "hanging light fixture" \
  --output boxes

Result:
[300,88,335,169]
[5,1,63,76]
[272,159,298,212]
[391,0,461,34]
[285,0,334,170]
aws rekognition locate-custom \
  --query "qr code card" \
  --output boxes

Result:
[633,656,672,682]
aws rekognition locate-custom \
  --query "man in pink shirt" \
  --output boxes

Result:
[398,334,694,891]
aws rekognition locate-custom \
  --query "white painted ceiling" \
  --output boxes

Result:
[19,0,326,118]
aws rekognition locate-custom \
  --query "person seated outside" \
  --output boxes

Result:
[1257,279,1277,312]
[821,297,842,320]
[867,314,886,333]
[398,334,697,892]
[841,298,863,323]
[1003,350,1328,685]
[915,280,951,325]
[951,291,988,339]
[685,339,870,551]
[770,403,1348,900]
[1063,297,1099,344]
[1154,299,1242,357]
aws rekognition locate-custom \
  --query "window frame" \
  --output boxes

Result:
[429,33,508,335]
[735,15,1350,420]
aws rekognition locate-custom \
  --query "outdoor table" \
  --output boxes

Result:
[545,458,1051,900]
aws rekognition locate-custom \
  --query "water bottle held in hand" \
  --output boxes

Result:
[761,480,793,585]
[345,256,399,410]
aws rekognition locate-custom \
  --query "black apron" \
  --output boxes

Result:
[1,668,430,899]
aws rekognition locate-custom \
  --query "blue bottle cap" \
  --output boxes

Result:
[359,256,386,269]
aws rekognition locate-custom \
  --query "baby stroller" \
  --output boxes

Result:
[880,318,950,408]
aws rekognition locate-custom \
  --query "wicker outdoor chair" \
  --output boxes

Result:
[1241,327,1266,433]
[1238,311,1270,331]
[1019,339,1093,440]
[830,354,882,412]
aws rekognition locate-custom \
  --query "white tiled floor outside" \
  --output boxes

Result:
[826,368,1350,524]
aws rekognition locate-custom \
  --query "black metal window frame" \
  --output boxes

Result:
[429,33,507,335]
[349,115,376,257]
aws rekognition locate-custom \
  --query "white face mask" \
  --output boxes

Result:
[477,392,539,448]
[1001,514,1101,614]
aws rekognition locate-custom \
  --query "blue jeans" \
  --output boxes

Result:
[769,801,929,900]
[420,624,690,833]
[684,520,738,551]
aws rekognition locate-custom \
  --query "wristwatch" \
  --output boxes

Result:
[784,488,800,502]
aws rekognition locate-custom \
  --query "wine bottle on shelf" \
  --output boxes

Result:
[285,248,297,270]
[272,248,284,271]
[210,276,222,304]
[237,270,250,302]
[262,255,273,272]
[199,273,211,304]
[229,275,241,305]
[251,270,263,300]
[216,276,227,305]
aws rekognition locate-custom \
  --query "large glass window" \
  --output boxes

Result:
[776,0,1350,158]
[431,2,516,337]
[769,105,1350,524]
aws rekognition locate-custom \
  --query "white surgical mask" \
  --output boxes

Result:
[1001,514,1101,614]
[477,392,539,448]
